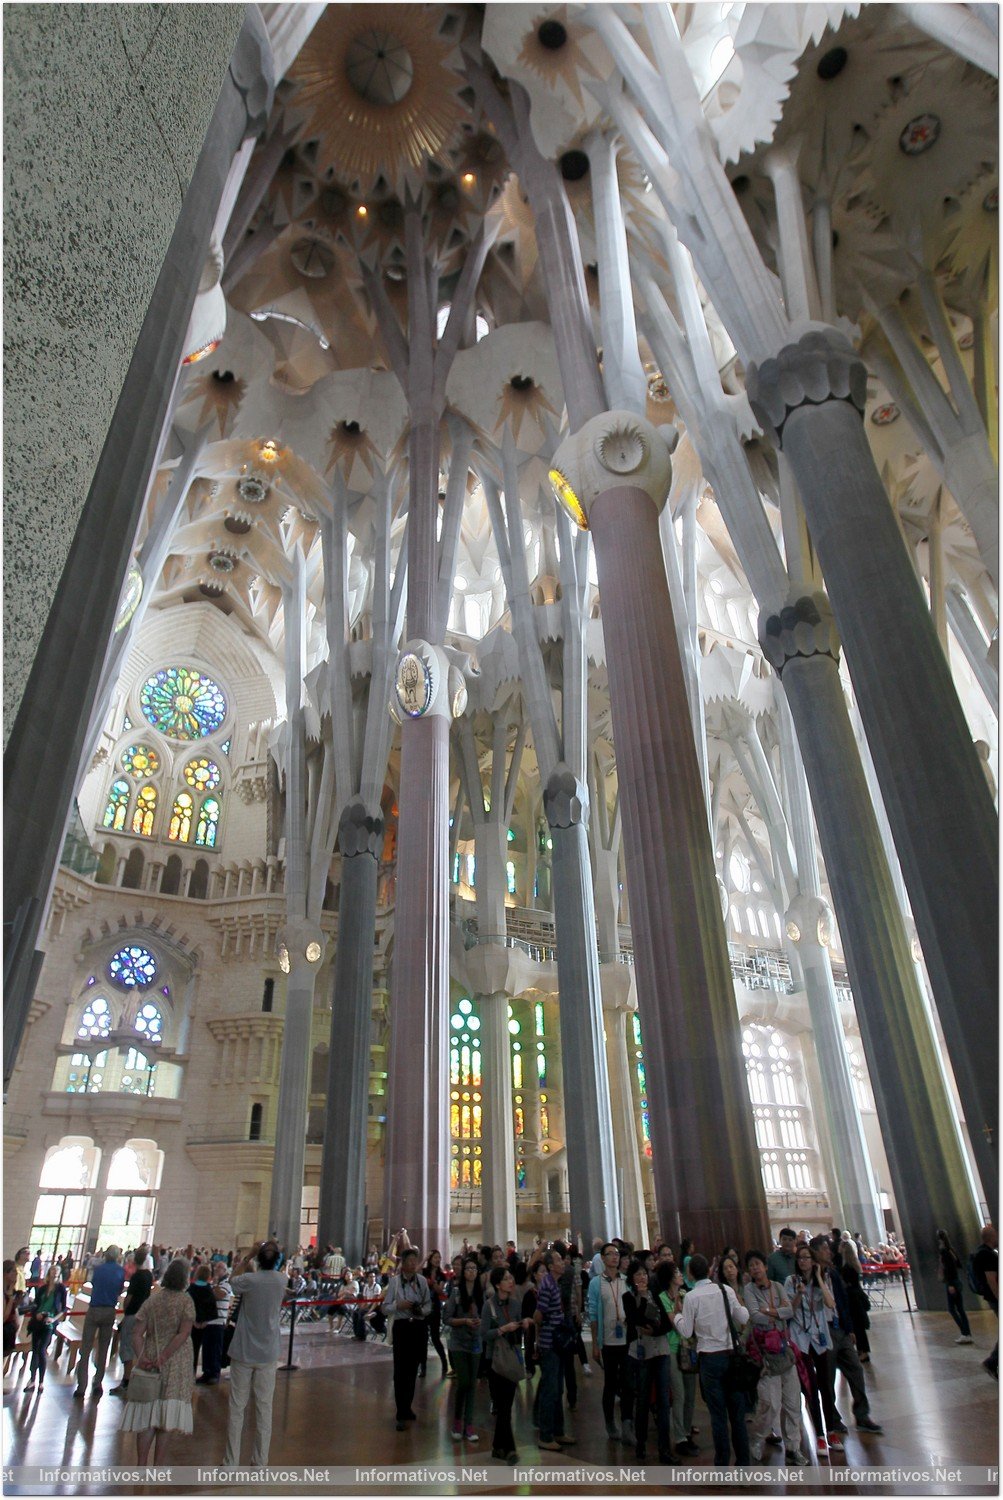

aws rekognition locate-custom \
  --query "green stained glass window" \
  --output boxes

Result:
[140,666,226,741]
[103,780,130,831]
[195,796,220,848]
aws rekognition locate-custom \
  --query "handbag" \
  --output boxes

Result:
[489,1301,527,1383]
[719,1285,760,1398]
[126,1311,164,1404]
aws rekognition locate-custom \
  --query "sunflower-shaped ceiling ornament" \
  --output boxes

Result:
[184,367,248,439]
[482,6,614,160]
[286,4,472,196]
[446,322,564,453]
[854,57,997,242]
[936,170,998,309]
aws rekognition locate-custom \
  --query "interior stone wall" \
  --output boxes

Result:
[3,3,245,737]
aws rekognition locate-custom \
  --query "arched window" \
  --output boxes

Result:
[189,858,209,899]
[195,796,220,848]
[169,791,194,843]
[632,1012,652,1156]
[134,1001,163,1046]
[761,1153,783,1191]
[161,854,182,895]
[78,994,111,1040]
[103,780,130,831]
[449,997,483,1188]
[262,979,274,1013]
[122,847,145,890]
[506,859,517,895]
[249,1103,263,1141]
[131,785,157,837]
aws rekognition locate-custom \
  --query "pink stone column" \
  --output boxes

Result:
[589,485,769,1252]
[383,711,451,1255]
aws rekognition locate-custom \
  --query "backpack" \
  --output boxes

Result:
[967,1251,988,1298]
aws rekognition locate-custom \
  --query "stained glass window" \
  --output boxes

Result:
[77,996,111,1039]
[66,1050,107,1093]
[535,1002,545,1037]
[633,1013,652,1156]
[131,785,157,837]
[108,946,157,989]
[121,745,160,779]
[135,1002,163,1044]
[512,1051,523,1089]
[195,796,220,848]
[506,860,517,895]
[140,666,226,741]
[516,1162,527,1189]
[183,757,221,793]
[221,738,231,756]
[514,1106,524,1137]
[169,791,194,843]
[103,780,130,831]
[537,1052,547,1085]
[540,1105,549,1138]
[120,1048,157,1096]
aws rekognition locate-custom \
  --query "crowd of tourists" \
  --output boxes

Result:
[3,1221,997,1469]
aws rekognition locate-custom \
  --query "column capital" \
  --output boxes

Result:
[784,892,834,950]
[549,410,675,528]
[338,797,384,861]
[544,763,589,829]
[746,329,867,447]
[759,590,841,676]
[276,918,326,976]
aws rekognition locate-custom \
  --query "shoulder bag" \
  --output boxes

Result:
[488,1299,527,1383]
[720,1284,760,1399]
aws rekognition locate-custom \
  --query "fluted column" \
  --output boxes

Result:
[546,768,620,1243]
[384,679,451,1253]
[748,331,998,1211]
[553,412,769,1250]
[480,990,516,1247]
[762,598,980,1305]
[318,799,383,1262]
[600,970,647,1247]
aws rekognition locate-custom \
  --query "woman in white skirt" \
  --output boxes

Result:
[120,1259,196,1462]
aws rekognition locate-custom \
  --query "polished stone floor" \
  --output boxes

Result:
[2,1294,997,1494]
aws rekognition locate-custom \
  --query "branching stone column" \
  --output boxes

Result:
[761,592,980,1304]
[748,335,998,1210]
[318,799,383,1263]
[551,412,769,1250]
[384,641,453,1252]
[271,918,326,1250]
[545,766,621,1243]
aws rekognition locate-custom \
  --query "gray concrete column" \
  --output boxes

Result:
[582,470,769,1251]
[384,712,451,1254]
[764,609,980,1305]
[480,990,516,1247]
[3,10,273,1084]
[318,799,383,1263]
[546,767,620,1245]
[748,331,998,1210]
[269,923,325,1251]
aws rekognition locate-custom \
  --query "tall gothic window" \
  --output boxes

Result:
[449,997,482,1188]
[103,780,130,831]
[195,796,220,848]
[169,791,194,843]
[131,785,157,837]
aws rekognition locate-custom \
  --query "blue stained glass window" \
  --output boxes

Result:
[108,945,157,989]
[516,1163,527,1189]
[140,666,226,741]
[221,738,231,756]
[195,796,220,848]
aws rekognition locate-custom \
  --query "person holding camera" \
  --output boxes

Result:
[785,1242,839,1457]
[382,1246,432,1430]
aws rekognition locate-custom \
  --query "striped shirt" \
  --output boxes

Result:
[535,1272,563,1352]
